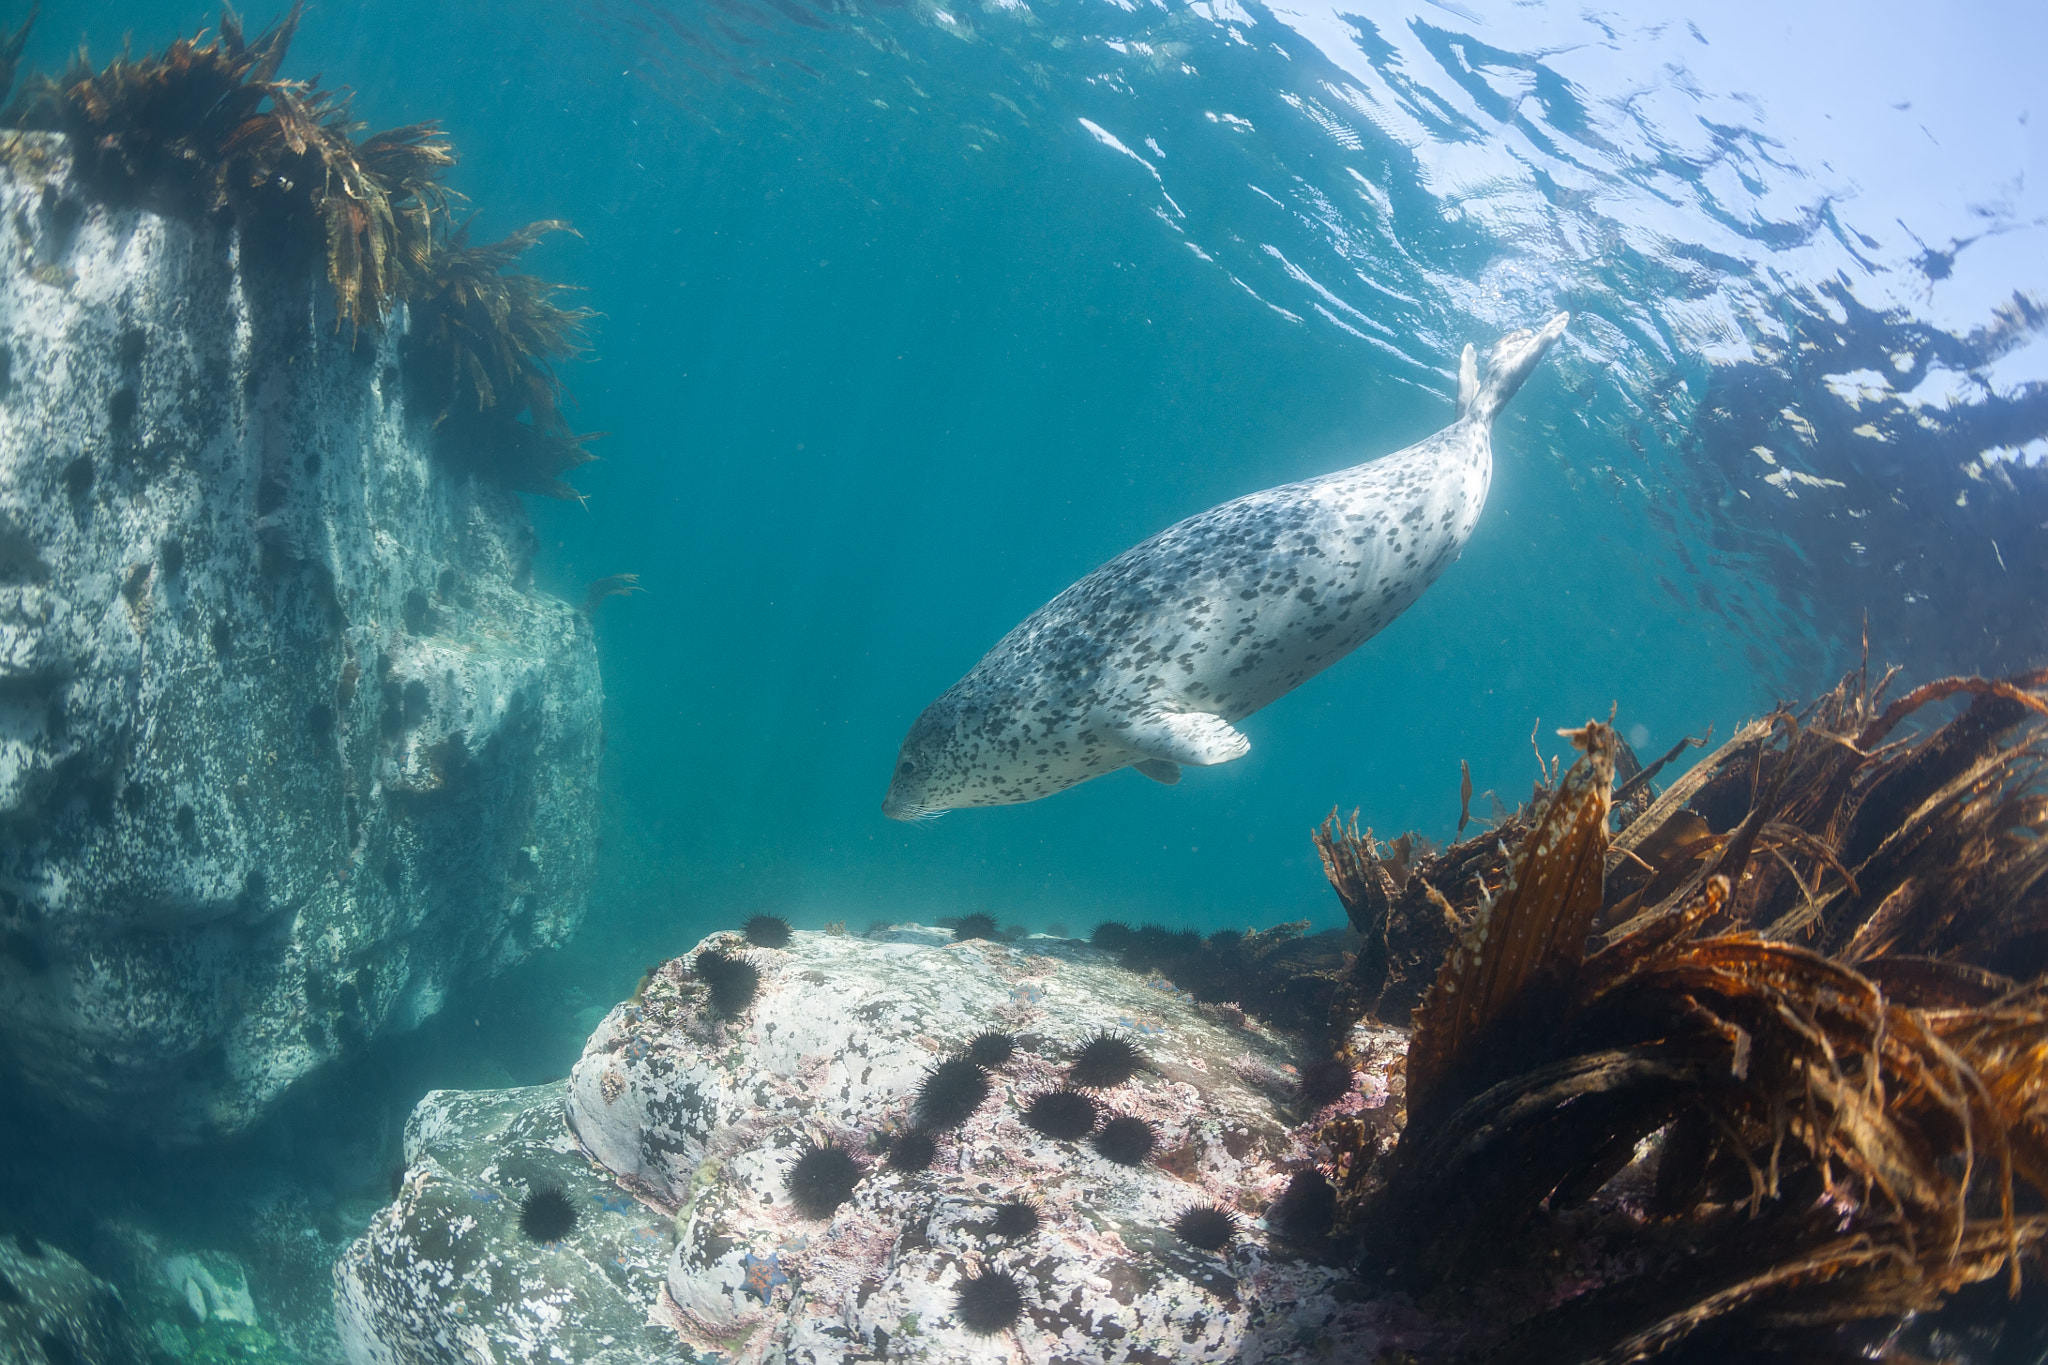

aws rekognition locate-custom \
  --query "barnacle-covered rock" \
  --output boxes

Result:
[0,140,601,1141]
[339,927,1410,1364]
[333,1084,688,1365]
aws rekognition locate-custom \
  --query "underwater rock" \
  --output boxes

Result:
[0,139,602,1141]
[0,1233,150,1365]
[342,926,1405,1364]
[334,1082,690,1365]
[157,1252,257,1329]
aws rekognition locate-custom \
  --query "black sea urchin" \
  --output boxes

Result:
[742,914,793,948]
[985,1200,1040,1240]
[915,1057,992,1131]
[1172,1203,1240,1251]
[519,1185,580,1244]
[1066,1030,1146,1088]
[1295,1057,1354,1112]
[953,1268,1025,1335]
[887,1129,937,1173]
[693,948,760,1017]
[950,912,1000,942]
[786,1140,863,1219]
[966,1031,1016,1068]
[1093,1113,1156,1166]
[1269,1170,1336,1240]
[1090,920,1135,950]
[1021,1088,1098,1141]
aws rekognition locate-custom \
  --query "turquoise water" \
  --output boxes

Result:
[6,0,2044,1351]
[31,0,2043,958]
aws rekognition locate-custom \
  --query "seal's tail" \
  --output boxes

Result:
[1457,311,1570,426]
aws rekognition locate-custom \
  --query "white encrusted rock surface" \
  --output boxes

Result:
[339,927,1408,1364]
[0,135,602,1141]
[334,1083,691,1365]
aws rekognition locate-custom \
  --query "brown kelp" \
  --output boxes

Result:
[405,219,600,500]
[1317,665,2048,1023]
[3,7,601,500]
[1319,670,2048,1363]
[6,4,453,331]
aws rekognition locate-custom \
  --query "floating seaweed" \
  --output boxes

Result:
[1323,668,2048,1363]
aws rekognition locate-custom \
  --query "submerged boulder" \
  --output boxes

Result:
[0,1233,150,1365]
[0,137,602,1141]
[338,926,1413,1365]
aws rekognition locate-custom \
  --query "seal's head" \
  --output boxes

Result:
[883,696,969,821]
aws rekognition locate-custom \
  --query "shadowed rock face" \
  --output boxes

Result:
[0,137,602,1142]
[0,1234,150,1365]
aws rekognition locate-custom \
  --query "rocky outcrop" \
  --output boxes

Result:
[0,135,603,1141]
[335,1083,692,1365]
[337,927,1410,1365]
[0,1234,150,1365]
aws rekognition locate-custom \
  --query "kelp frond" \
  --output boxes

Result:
[1333,671,2048,1362]
[406,219,601,499]
[581,573,644,614]
[3,7,602,501]
[1405,720,1616,1126]
[6,4,454,331]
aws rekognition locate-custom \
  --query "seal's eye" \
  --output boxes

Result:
[898,761,915,776]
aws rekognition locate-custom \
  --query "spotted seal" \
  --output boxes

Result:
[883,313,1569,819]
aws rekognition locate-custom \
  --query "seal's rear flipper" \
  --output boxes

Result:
[1132,759,1182,785]
[1123,710,1251,769]
[1462,311,1569,425]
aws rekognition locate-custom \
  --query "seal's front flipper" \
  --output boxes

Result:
[1131,758,1182,785]
[1124,710,1251,768]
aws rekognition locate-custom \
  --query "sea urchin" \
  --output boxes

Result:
[915,1057,993,1131]
[1021,1088,1098,1141]
[1171,1203,1240,1251]
[953,1268,1025,1335]
[518,1186,580,1244]
[1092,1113,1156,1166]
[887,1129,938,1173]
[1066,1030,1146,1088]
[741,914,793,948]
[985,1200,1040,1240]
[966,1031,1016,1068]
[950,912,1001,942]
[693,948,760,1017]
[1269,1169,1337,1240]
[785,1140,863,1219]
[1295,1057,1354,1112]
[1090,920,1135,950]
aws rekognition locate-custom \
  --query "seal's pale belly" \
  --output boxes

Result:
[884,314,1568,818]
